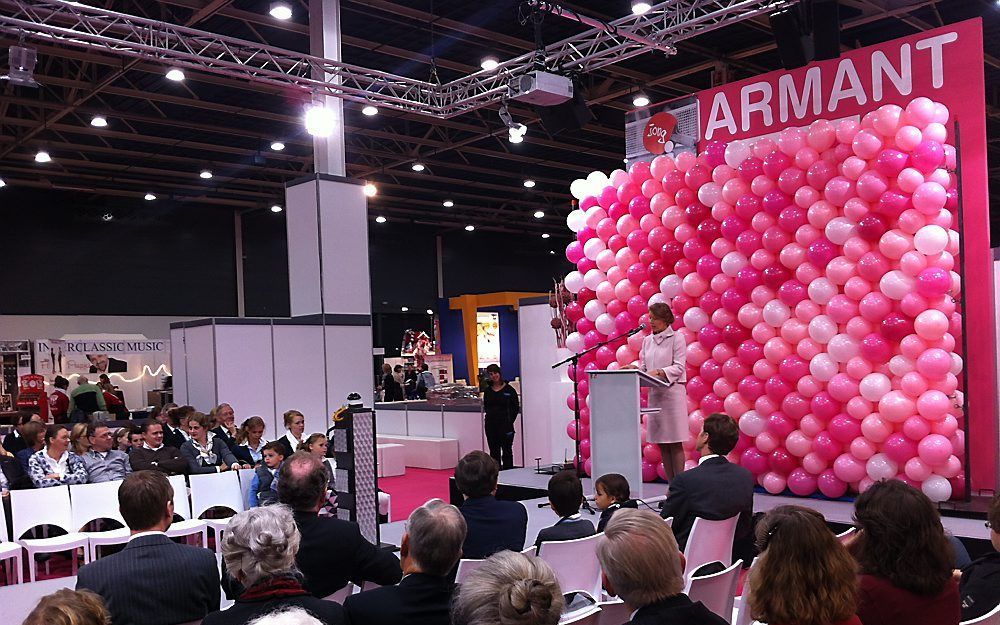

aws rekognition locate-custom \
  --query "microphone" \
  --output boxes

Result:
[627,323,646,336]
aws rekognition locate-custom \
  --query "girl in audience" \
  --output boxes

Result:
[24,588,110,625]
[276,410,306,457]
[179,412,250,474]
[852,479,961,625]
[451,550,564,625]
[27,424,88,488]
[594,473,636,532]
[234,416,268,465]
[114,426,133,453]
[750,505,861,625]
[299,433,337,515]
[70,422,91,456]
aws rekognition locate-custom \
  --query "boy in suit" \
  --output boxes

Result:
[534,470,595,550]
[455,450,528,559]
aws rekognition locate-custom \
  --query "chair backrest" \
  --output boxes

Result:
[683,515,739,580]
[455,558,486,584]
[537,533,603,599]
[962,602,1000,625]
[686,559,742,623]
[559,604,601,625]
[835,527,856,544]
[323,582,355,603]
[0,491,11,541]
[595,600,630,625]
[168,474,194,521]
[237,468,256,508]
[733,556,759,625]
[663,516,673,527]
[70,481,127,529]
[10,486,74,538]
[190,471,244,519]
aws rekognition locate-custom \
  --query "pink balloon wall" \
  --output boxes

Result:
[562,98,964,502]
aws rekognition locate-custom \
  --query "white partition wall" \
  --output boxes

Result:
[323,324,376,411]
[169,326,188,407]
[182,323,218,412]
[215,323,275,423]
[273,323,328,438]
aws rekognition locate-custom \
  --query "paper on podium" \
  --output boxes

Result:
[589,369,669,387]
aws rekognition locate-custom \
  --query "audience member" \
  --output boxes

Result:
[210,402,240,453]
[0,443,31,490]
[180,411,247,474]
[15,419,46,472]
[534,470,595,549]
[276,452,402,597]
[659,413,754,552]
[128,421,188,475]
[234,416,268,465]
[81,423,132,483]
[455,450,528,559]
[852,479,961,625]
[749,506,861,625]
[28,424,88,488]
[381,363,404,402]
[276,410,306,457]
[128,430,143,451]
[248,607,324,625]
[4,410,42,456]
[596,509,727,625]
[299,433,336,514]
[344,498,464,625]
[49,376,71,424]
[69,377,106,422]
[77,471,221,625]
[114,426,133,453]
[594,473,637,532]
[248,441,285,508]
[960,493,1000,620]
[70,422,92,455]
[100,385,129,421]
[451,550,564,625]
[204,505,345,625]
[23,589,110,625]
[160,405,190,450]
[416,363,436,399]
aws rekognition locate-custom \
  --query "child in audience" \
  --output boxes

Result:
[534,470,596,550]
[959,493,1000,621]
[248,442,285,508]
[595,473,637,532]
[114,427,132,453]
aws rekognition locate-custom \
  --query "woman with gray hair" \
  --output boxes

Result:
[202,505,346,625]
[451,550,564,625]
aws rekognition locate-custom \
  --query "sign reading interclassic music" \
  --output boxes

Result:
[61,339,167,354]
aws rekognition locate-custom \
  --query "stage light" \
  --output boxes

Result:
[270,204,283,213]
[542,233,550,239]
[101,212,114,221]
[508,123,527,144]
[35,150,51,163]
[375,215,387,223]
[165,68,185,82]
[0,177,6,188]
[443,200,454,208]
[362,105,378,116]
[549,250,555,255]
[304,105,336,137]
[269,1,292,20]
[90,115,108,128]
[632,1,652,15]
[199,169,213,179]
[401,306,409,312]
[632,92,650,107]
[480,56,499,71]
[533,210,545,219]
[426,309,434,315]
[523,179,536,188]
[364,183,377,197]
[465,225,475,231]
[270,141,285,151]
[144,193,156,201]
[411,162,425,172]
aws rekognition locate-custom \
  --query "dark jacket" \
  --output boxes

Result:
[293,510,403,598]
[180,437,239,474]
[628,594,729,625]
[128,445,189,475]
[459,495,528,559]
[597,499,639,533]
[161,424,187,451]
[482,383,520,425]
[211,426,239,453]
[203,577,345,625]
[535,516,596,549]
[857,574,961,625]
[961,551,1000,621]
[343,572,456,625]
[1,454,32,490]
[659,456,755,549]
[77,533,220,625]
[2,431,27,456]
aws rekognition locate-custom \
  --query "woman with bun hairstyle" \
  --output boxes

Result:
[451,550,564,625]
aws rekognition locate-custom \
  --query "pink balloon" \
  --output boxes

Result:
[833,454,867,483]
[917,434,952,467]
[817,470,848,498]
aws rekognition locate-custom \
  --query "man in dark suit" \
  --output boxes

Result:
[344,498,464,625]
[77,471,220,625]
[159,405,192,451]
[660,412,754,552]
[455,450,528,559]
[278,452,402,597]
[534,470,595,550]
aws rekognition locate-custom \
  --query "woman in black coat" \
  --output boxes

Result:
[482,364,520,470]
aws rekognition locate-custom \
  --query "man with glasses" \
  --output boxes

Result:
[81,422,132,483]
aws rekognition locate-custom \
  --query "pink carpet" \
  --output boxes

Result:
[379,468,454,522]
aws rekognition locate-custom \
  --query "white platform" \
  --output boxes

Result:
[377,443,406,477]
[377,434,459,470]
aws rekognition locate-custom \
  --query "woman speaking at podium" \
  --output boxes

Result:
[637,302,687,482]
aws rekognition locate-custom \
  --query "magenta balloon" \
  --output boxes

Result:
[860,333,892,364]
[598,186,618,210]
[911,140,945,173]
[916,267,951,298]
[810,391,841,420]
[722,324,749,348]
[583,330,602,349]
[828,414,862,444]
[738,376,766,402]
[764,375,792,401]
[720,216,748,242]
[577,258,597,275]
[767,414,796,439]
[735,194,762,220]
[787,468,819,496]
[738,341,764,366]
[761,150,791,179]
[594,345,616,368]
[738,157,764,183]
[576,318,595,335]
[736,230,763,257]
[817,469,849,498]
[777,279,808,307]
[626,262,649,286]
[761,265,790,290]
[811,432,842,462]
[720,288,746,313]
[778,206,808,232]
[856,252,891,282]
[697,219,721,244]
[628,194,651,219]
[566,241,585,263]
[781,393,810,420]
[857,214,888,241]
[723,358,750,384]
[626,230,648,254]
[778,355,808,383]
[883,432,918,465]
[695,255,722,281]
[580,196,599,211]
[614,311,637,334]
[647,260,669,283]
[735,267,763,294]
[682,238,708,262]
[806,160,836,189]
[806,238,837,266]
[880,313,914,343]
[700,359,724,384]
[647,225,670,251]
[697,324,723,350]
[699,291,722,315]
[683,202,709,227]
[777,167,807,195]
[741,448,769,475]
[761,189,791,217]
[877,189,910,218]
[617,181,640,205]
[701,393,725,414]
[685,165,712,190]
[626,295,647,319]
[874,149,909,177]
[704,140,728,167]
[761,227,792,254]
[769,446,798,474]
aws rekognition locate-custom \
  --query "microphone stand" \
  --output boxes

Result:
[552,325,644,478]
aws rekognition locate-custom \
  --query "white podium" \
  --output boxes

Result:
[588,369,668,491]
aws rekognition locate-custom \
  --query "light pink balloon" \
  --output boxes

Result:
[905,457,933,482]
[833,453,867,482]
[914,309,949,341]
[878,390,916,423]
[850,437,878,461]
[861,413,893,442]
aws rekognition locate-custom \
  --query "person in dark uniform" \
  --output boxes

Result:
[481,364,519,470]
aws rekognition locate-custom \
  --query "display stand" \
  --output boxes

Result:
[588,370,667,490]
[328,404,379,546]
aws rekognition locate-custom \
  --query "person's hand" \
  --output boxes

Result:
[45,473,60,480]
[240,463,252,470]
[218,464,230,472]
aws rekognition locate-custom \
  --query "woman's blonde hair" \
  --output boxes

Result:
[187,411,213,430]
[283,410,304,428]
[236,416,266,445]
[69,423,90,454]
[596,508,684,608]
[749,505,858,625]
[24,589,110,625]
[451,551,564,625]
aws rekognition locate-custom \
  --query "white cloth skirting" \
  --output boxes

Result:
[645,383,688,444]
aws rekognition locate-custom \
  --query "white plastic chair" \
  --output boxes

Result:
[596,599,630,625]
[10,487,90,582]
[560,603,601,625]
[0,494,23,584]
[189,471,244,553]
[682,515,739,582]
[455,558,486,584]
[962,602,1000,625]
[733,556,759,625]
[685,559,742,624]
[165,475,209,548]
[237,468,256,509]
[69,481,130,560]
[537,533,603,600]
[836,527,856,544]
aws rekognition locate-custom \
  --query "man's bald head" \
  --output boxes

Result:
[277,451,328,512]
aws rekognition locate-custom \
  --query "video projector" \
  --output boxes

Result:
[507,71,573,106]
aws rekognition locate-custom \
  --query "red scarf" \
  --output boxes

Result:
[239,576,309,602]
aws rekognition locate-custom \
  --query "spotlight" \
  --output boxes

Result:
[165,68,185,82]
[101,212,114,222]
[34,150,51,163]
[304,105,336,137]
[523,179,536,188]
[90,115,108,128]
[269,1,292,20]
[465,225,475,232]
[443,200,454,208]
[270,141,285,151]
[426,309,434,315]
[533,210,545,219]
[549,250,555,255]
[270,204,283,213]
[375,215,387,224]
[411,162,425,172]
[144,193,156,201]
[631,1,652,15]
[364,183,377,197]
[508,124,527,144]
[401,306,409,312]
[480,56,499,71]
[362,105,378,116]
[542,233,550,239]
[0,177,6,188]
[632,92,650,107]
[199,169,213,179]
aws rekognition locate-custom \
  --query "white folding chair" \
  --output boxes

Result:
[682,515,739,582]
[663,516,673,527]
[323,582,355,603]
[165,475,209,548]
[537,533,603,600]
[237,468,256,509]
[10,487,90,582]
[189,472,244,553]
[0,495,23,584]
[69,481,130,561]
[733,557,758,625]
[455,558,486,584]
[685,559,742,624]
[560,604,601,625]
[835,527,856,544]
[962,602,1000,625]
[596,600,630,625]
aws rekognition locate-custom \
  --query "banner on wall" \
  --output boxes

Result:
[34,335,169,377]
[476,312,501,368]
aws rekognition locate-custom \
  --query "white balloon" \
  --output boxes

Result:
[583,299,606,322]
[825,217,857,245]
[865,452,898,481]
[888,355,916,377]
[565,331,585,353]
[724,140,751,168]
[762,300,791,328]
[609,169,630,188]
[595,313,617,336]
[914,225,948,255]
[583,268,606,290]
[808,315,837,344]
[720,251,748,278]
[809,353,838,381]
[921,474,952,503]
[566,209,587,233]
[570,179,590,200]
[565,271,584,294]
[683,307,709,332]
[860,373,892,402]
[587,171,610,197]
[648,293,667,306]
[807,278,837,305]
[660,274,682,298]
[583,238,606,262]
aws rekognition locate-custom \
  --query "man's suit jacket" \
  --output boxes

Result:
[211,426,238,453]
[659,456,755,549]
[76,533,220,625]
[0,454,32,490]
[294,510,403,598]
[2,431,26,456]
[459,495,528,559]
[629,595,729,625]
[162,424,187,451]
[343,572,456,625]
[534,517,596,549]
[203,593,345,625]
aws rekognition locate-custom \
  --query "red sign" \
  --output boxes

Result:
[642,112,678,154]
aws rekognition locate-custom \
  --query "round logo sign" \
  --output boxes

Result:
[643,112,678,155]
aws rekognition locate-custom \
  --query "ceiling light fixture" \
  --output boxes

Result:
[304,105,336,137]
[270,204,283,213]
[542,233,551,239]
[90,115,108,128]
[400,306,409,312]
[269,1,293,20]
[0,177,6,188]
[362,105,378,116]
[523,179,536,188]
[465,225,475,232]
[632,1,652,15]
[364,183,378,197]
[508,124,526,144]
[101,212,114,222]
[426,309,434,315]
[375,215,387,223]
[34,150,51,163]
[632,92,651,107]
[165,68,185,82]
[549,250,556,255]
[534,210,545,219]
[411,162,425,172]
[480,56,500,71]
[144,193,156,201]
[199,169,213,179]
[443,200,454,208]
[270,141,285,151]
